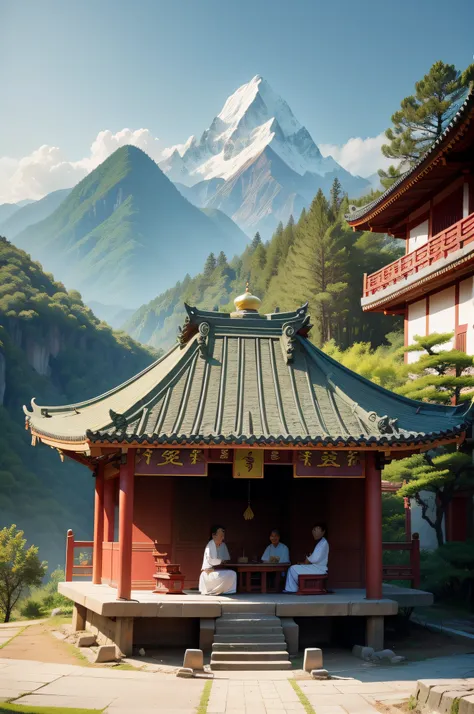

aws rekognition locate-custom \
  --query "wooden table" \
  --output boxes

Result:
[225,563,290,594]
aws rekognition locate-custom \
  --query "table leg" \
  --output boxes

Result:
[261,571,267,594]
[246,571,251,593]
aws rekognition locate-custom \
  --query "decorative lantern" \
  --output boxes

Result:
[152,545,185,595]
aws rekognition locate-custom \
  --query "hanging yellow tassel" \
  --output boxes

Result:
[243,481,254,520]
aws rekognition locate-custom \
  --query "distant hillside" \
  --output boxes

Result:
[14,146,247,308]
[0,203,20,224]
[0,236,156,568]
[124,194,403,352]
[0,188,72,239]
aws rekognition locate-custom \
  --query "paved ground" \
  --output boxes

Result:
[0,654,474,713]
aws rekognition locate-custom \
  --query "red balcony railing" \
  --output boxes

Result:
[363,212,474,299]
[65,529,94,581]
[382,533,420,588]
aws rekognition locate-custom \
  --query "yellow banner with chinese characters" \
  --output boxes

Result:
[233,449,264,478]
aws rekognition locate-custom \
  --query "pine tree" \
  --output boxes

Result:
[251,232,262,251]
[216,251,227,268]
[203,252,217,277]
[383,333,474,545]
[379,61,474,188]
[330,177,342,216]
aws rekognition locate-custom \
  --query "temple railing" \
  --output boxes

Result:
[382,533,420,588]
[64,529,421,589]
[363,212,474,299]
[65,529,94,581]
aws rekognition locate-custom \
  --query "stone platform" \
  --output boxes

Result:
[58,581,433,619]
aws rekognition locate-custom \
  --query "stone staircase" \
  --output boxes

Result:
[210,611,292,671]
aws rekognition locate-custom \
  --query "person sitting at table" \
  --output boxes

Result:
[261,529,290,564]
[199,524,237,596]
[283,522,329,593]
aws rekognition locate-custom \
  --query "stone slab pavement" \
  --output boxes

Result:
[0,653,473,713]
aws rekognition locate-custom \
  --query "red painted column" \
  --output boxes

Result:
[365,452,383,599]
[65,529,74,582]
[103,477,116,542]
[117,449,135,600]
[92,462,105,585]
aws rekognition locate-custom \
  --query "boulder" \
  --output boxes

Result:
[77,634,96,647]
[303,648,323,673]
[352,645,374,661]
[311,668,329,680]
[183,649,204,671]
[93,645,117,663]
[372,648,396,661]
[390,655,406,664]
[177,667,194,679]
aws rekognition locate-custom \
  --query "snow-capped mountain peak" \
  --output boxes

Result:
[160,75,337,186]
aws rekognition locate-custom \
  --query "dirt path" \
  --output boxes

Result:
[0,622,87,665]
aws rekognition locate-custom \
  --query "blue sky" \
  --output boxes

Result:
[1,0,473,201]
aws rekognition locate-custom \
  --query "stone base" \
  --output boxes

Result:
[366,615,384,651]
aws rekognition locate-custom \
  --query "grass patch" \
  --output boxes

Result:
[451,698,460,714]
[289,680,315,714]
[197,680,212,714]
[112,662,141,671]
[0,705,103,713]
[408,695,417,710]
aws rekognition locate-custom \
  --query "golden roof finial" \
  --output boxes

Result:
[234,282,261,313]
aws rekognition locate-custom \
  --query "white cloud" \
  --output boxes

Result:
[0,128,163,204]
[319,132,393,178]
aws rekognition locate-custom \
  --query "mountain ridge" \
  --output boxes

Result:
[13,145,248,307]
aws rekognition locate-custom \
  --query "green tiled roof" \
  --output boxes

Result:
[24,303,473,448]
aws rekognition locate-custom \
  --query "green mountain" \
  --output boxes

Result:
[0,236,156,569]
[124,194,403,351]
[14,146,248,308]
[0,188,72,240]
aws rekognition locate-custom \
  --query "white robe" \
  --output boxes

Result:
[284,537,329,592]
[199,540,237,595]
[261,542,290,563]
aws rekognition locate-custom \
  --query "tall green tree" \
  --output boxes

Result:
[251,232,262,251]
[0,525,47,622]
[383,333,474,545]
[379,61,474,188]
[203,252,217,277]
[216,251,227,269]
[330,177,342,216]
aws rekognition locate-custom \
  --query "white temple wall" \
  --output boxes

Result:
[458,277,474,355]
[428,287,455,350]
[407,299,427,364]
[410,491,445,551]
[407,219,429,253]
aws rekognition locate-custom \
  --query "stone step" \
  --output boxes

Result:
[221,603,276,614]
[211,650,290,662]
[212,642,285,652]
[216,625,284,635]
[219,614,280,622]
[210,660,292,671]
[216,617,280,627]
[213,633,286,644]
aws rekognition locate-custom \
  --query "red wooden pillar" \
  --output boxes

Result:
[365,452,383,599]
[92,462,105,584]
[117,449,135,600]
[103,476,116,542]
[65,529,74,582]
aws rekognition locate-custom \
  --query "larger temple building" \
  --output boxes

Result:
[346,85,474,545]
[24,287,473,662]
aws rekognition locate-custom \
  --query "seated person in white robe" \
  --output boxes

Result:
[199,525,237,596]
[284,523,329,593]
[261,529,290,564]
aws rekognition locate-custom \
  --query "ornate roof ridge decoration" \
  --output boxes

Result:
[345,84,474,226]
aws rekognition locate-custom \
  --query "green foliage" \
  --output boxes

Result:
[0,237,157,570]
[126,187,403,351]
[399,333,474,403]
[379,60,474,187]
[420,541,474,605]
[19,568,72,619]
[0,525,47,623]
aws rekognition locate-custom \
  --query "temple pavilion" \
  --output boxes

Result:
[25,287,473,657]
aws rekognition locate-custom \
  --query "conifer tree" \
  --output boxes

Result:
[383,333,474,545]
[251,232,262,251]
[203,252,217,277]
[217,251,227,268]
[379,61,474,188]
[330,177,342,216]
